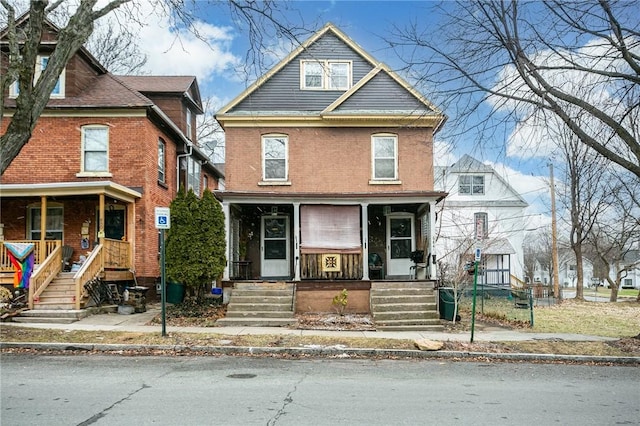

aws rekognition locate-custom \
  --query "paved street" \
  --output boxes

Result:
[2,354,639,425]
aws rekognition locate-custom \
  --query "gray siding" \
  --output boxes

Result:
[231,33,375,112]
[336,73,432,112]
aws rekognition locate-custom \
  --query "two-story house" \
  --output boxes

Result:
[215,23,446,320]
[434,155,528,288]
[0,15,222,309]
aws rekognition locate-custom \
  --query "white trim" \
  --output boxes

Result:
[371,133,398,181]
[261,134,289,182]
[300,59,352,91]
[81,125,110,174]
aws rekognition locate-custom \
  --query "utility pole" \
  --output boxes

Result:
[549,163,561,301]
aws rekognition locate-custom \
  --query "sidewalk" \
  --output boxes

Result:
[1,304,618,343]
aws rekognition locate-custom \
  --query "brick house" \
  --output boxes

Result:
[216,23,447,325]
[0,15,222,308]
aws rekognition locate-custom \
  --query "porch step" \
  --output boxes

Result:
[32,273,78,310]
[370,281,443,331]
[217,282,297,327]
[12,309,89,324]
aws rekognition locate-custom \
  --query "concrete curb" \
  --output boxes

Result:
[2,342,639,365]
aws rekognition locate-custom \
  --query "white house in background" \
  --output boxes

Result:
[434,155,528,286]
[610,250,640,289]
[531,250,595,288]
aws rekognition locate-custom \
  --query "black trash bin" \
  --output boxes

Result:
[438,287,457,321]
[166,280,185,304]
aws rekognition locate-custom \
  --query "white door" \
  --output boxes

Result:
[261,216,290,278]
[386,214,415,277]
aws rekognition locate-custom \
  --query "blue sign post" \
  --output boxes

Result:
[155,207,170,337]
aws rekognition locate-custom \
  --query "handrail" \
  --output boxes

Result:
[73,245,104,310]
[510,274,527,289]
[29,246,63,309]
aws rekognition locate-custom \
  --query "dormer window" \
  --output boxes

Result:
[9,55,65,98]
[459,175,484,195]
[301,60,351,90]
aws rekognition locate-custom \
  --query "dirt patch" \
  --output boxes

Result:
[295,313,376,331]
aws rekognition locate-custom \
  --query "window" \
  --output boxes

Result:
[372,134,398,180]
[301,60,351,90]
[203,175,208,191]
[474,212,488,239]
[459,175,485,195]
[28,206,64,240]
[187,157,201,195]
[10,55,65,98]
[185,108,192,140]
[158,138,166,184]
[262,135,288,181]
[81,125,109,173]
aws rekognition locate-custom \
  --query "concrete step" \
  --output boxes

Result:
[371,281,436,289]
[374,318,442,327]
[371,302,437,312]
[372,311,440,321]
[12,316,78,324]
[371,294,435,304]
[216,317,297,327]
[234,282,294,291]
[370,288,434,296]
[231,289,294,298]
[231,295,293,304]
[227,303,294,312]
[12,309,90,324]
[225,310,295,319]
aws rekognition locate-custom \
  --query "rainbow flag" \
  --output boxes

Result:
[4,242,35,289]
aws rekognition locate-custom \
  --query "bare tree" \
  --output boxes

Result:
[197,96,225,163]
[555,123,612,299]
[85,17,147,74]
[387,0,640,179]
[588,172,640,302]
[1,0,311,174]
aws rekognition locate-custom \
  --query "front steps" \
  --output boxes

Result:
[370,282,443,331]
[217,282,297,327]
[11,309,90,324]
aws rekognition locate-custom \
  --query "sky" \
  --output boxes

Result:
[117,0,553,228]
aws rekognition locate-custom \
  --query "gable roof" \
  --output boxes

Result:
[117,75,203,113]
[217,23,446,130]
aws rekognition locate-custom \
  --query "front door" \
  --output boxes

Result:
[386,214,414,277]
[261,216,290,278]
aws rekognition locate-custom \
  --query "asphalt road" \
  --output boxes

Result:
[2,354,639,425]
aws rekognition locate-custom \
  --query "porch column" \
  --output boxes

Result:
[222,201,230,281]
[127,201,136,270]
[98,194,105,245]
[429,202,437,279]
[361,202,369,280]
[40,196,47,264]
[293,202,300,281]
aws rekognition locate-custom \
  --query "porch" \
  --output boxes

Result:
[1,238,133,311]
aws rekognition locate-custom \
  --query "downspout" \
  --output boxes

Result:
[176,143,193,192]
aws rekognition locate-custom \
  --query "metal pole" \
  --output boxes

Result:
[161,229,167,337]
[470,260,479,343]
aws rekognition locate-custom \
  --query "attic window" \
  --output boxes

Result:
[459,175,484,195]
[9,55,65,99]
[301,60,351,90]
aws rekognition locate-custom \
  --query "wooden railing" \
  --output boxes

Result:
[29,245,62,309]
[103,238,131,269]
[73,245,104,310]
[301,253,363,280]
[1,240,60,270]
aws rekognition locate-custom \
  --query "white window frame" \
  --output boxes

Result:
[79,125,110,176]
[262,135,289,182]
[300,60,352,91]
[459,175,485,195]
[371,134,398,181]
[474,212,489,240]
[158,138,166,184]
[27,204,64,241]
[185,108,193,140]
[187,156,201,196]
[10,55,65,98]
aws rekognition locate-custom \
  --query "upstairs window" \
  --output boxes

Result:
[262,135,288,181]
[372,134,398,180]
[459,175,484,195]
[81,125,109,173]
[474,212,488,240]
[301,60,351,90]
[158,138,166,184]
[9,55,65,98]
[185,108,193,140]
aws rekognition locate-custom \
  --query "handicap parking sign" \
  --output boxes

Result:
[155,207,171,229]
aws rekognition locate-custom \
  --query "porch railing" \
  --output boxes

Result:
[103,238,131,269]
[301,253,363,280]
[0,240,60,271]
[73,244,104,310]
